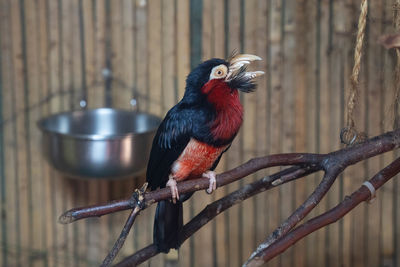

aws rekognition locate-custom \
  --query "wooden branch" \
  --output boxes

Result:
[61,125,397,224]
[100,207,140,267]
[116,128,400,266]
[115,166,319,266]
[59,153,323,224]
[245,128,400,265]
[244,157,400,266]
[100,184,147,267]
[56,128,400,266]
[116,245,158,267]
[247,167,343,261]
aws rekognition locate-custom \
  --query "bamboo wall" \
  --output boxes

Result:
[0,0,399,266]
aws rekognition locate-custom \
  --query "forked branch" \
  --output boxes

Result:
[244,157,400,266]
[58,128,400,267]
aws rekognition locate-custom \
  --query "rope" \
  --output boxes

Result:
[394,2,400,29]
[394,50,400,128]
[393,0,400,129]
[341,0,368,145]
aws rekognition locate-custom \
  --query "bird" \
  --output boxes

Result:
[146,53,264,253]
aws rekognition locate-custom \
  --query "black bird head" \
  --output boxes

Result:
[183,53,264,102]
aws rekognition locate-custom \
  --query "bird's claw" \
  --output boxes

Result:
[203,171,217,194]
[166,176,179,203]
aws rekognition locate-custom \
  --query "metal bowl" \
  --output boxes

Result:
[37,108,161,179]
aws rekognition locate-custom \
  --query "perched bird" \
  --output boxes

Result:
[146,53,264,253]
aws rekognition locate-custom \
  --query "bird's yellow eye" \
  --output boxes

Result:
[210,64,228,80]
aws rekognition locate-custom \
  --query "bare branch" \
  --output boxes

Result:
[244,128,400,265]
[115,165,319,266]
[244,157,400,266]
[56,128,400,266]
[59,153,323,223]
[101,207,140,267]
[101,183,147,267]
[116,245,159,267]
[115,128,400,266]
[246,167,343,264]
[61,125,398,223]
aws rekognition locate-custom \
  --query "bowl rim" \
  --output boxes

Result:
[37,108,161,141]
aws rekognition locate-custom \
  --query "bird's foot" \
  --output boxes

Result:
[166,176,179,203]
[202,171,217,194]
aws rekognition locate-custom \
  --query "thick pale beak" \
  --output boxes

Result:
[226,54,265,81]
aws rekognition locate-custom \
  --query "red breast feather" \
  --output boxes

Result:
[203,79,244,141]
[171,80,243,181]
[171,139,227,181]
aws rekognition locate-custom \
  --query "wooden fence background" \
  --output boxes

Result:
[1,0,400,266]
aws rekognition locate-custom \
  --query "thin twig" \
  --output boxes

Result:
[101,207,140,267]
[100,183,147,267]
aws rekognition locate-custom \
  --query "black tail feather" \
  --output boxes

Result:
[154,200,183,253]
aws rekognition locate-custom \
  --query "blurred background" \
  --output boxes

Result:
[1,0,399,266]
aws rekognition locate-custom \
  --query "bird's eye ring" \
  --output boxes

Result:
[210,64,228,80]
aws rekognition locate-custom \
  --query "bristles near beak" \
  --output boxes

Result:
[226,54,264,81]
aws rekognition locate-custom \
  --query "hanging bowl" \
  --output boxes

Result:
[37,108,161,179]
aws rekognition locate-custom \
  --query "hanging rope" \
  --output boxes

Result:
[393,0,400,129]
[341,0,368,145]
[394,1,400,30]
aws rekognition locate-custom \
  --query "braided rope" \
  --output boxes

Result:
[394,1,400,29]
[393,0,400,129]
[341,0,368,145]
[347,0,368,128]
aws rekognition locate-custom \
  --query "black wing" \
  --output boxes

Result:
[146,104,196,190]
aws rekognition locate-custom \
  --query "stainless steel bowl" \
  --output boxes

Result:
[37,108,161,179]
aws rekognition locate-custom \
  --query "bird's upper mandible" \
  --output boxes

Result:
[226,53,265,81]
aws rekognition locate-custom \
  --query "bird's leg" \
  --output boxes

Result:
[202,171,217,194]
[166,175,179,203]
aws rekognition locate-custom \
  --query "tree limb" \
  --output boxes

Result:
[59,153,323,224]
[57,128,400,266]
[100,184,147,267]
[244,128,400,265]
[115,165,320,266]
[246,167,343,262]
[100,207,140,267]
[244,157,400,266]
